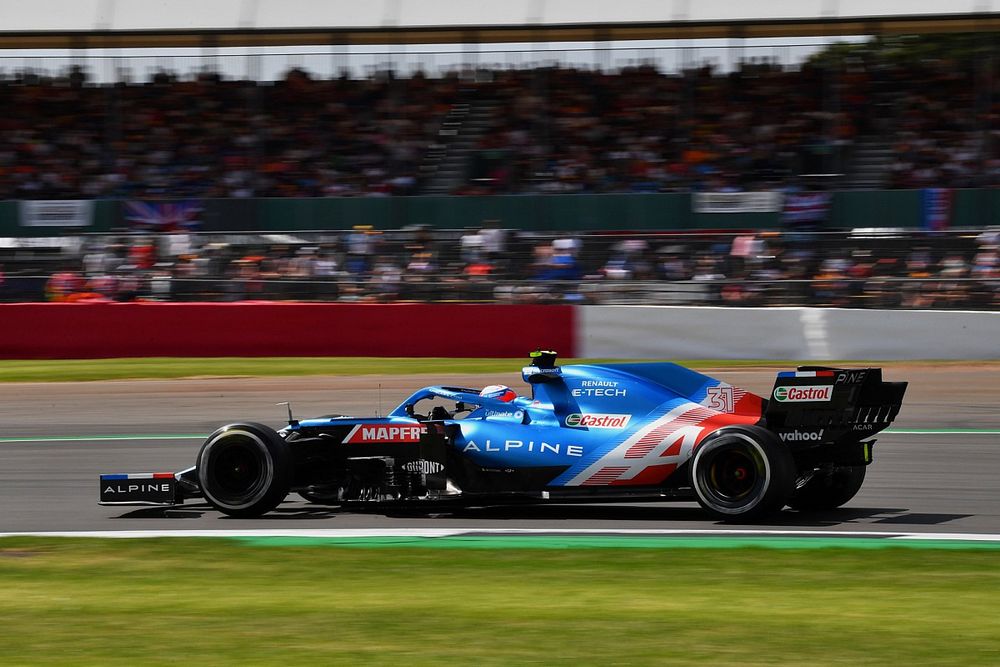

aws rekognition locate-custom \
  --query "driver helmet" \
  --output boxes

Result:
[480,384,517,402]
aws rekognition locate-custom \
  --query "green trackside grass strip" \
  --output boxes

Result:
[0,356,991,383]
[228,534,1000,550]
[0,356,523,382]
[0,537,998,666]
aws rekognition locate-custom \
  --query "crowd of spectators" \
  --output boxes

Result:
[0,67,452,200]
[462,61,856,194]
[3,227,995,310]
[885,57,1000,189]
[463,55,1000,194]
[2,47,998,199]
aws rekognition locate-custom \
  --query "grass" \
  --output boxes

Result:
[0,357,988,383]
[0,356,519,382]
[0,537,998,665]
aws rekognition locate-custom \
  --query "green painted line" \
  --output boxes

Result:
[0,434,203,444]
[229,535,1000,550]
[885,429,1000,435]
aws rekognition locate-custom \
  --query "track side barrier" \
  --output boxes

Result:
[0,303,575,359]
[3,303,997,360]
[579,306,1000,360]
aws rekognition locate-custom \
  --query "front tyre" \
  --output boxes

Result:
[788,466,866,512]
[690,426,795,522]
[197,423,291,518]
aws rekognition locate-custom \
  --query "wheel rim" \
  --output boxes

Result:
[201,431,273,509]
[695,436,769,512]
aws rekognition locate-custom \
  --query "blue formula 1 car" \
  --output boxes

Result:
[99,351,907,522]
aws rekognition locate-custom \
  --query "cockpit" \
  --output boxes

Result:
[392,385,525,423]
[394,386,483,422]
[390,351,560,423]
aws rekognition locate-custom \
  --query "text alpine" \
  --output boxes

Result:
[462,439,584,457]
[103,482,171,494]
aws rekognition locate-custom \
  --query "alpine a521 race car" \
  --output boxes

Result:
[99,352,907,521]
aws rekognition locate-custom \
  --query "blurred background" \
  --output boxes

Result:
[1,0,998,309]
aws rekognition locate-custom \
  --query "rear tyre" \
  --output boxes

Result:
[690,425,795,522]
[788,466,866,512]
[197,423,291,518]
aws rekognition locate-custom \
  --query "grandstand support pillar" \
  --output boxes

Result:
[245,44,260,81]
[200,33,219,78]
[463,31,479,71]
[823,53,842,182]
[727,25,745,73]
[70,34,87,74]
[976,31,996,222]
[329,31,349,79]
[594,28,612,73]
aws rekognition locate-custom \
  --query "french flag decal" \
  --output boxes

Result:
[100,473,175,480]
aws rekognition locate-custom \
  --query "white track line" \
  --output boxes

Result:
[0,435,202,444]
[1,528,999,541]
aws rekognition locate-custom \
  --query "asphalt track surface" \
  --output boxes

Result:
[1,366,998,535]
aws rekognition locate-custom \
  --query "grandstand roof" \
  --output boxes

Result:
[1,0,998,48]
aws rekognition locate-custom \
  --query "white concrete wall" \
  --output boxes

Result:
[579,306,1000,360]
[7,1,996,32]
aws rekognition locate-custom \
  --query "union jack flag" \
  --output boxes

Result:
[124,200,202,231]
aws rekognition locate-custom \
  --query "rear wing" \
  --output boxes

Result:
[764,367,907,438]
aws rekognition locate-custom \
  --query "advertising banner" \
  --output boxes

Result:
[692,191,784,214]
[922,188,953,231]
[18,200,94,227]
[783,191,831,227]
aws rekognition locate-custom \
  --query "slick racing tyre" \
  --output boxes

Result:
[197,423,292,518]
[690,425,795,522]
[788,466,866,512]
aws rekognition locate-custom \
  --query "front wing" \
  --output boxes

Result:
[99,467,200,506]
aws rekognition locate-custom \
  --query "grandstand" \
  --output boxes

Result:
[0,1,997,308]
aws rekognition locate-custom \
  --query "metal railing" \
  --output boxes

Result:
[0,39,849,84]
[2,227,997,308]
[3,275,996,310]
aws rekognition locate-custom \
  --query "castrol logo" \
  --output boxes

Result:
[773,385,833,402]
[565,413,631,429]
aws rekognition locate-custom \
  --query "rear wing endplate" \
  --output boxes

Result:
[764,367,907,435]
